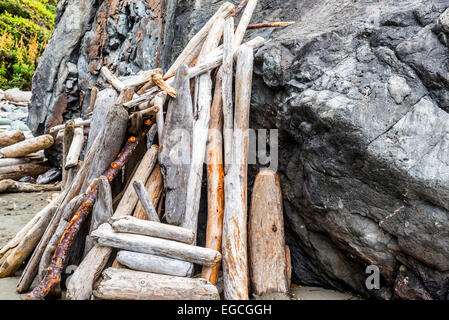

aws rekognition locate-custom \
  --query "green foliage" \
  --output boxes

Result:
[0,0,57,90]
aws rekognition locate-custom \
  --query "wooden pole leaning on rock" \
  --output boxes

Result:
[248,169,290,297]
[116,251,193,277]
[93,268,219,300]
[164,2,235,77]
[65,124,84,169]
[111,216,195,244]
[132,181,160,222]
[159,64,193,225]
[0,130,25,148]
[233,0,258,49]
[201,74,224,285]
[182,14,224,235]
[222,45,254,300]
[27,131,146,300]
[92,223,221,267]
[0,134,53,158]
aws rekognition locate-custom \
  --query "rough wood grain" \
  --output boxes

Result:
[116,251,193,277]
[92,223,221,267]
[0,135,53,158]
[132,181,160,222]
[133,164,163,220]
[159,64,193,225]
[201,74,224,285]
[233,0,258,49]
[111,216,194,244]
[49,119,90,134]
[101,66,126,92]
[0,161,52,180]
[62,120,75,189]
[151,92,166,146]
[182,15,224,235]
[248,169,289,296]
[0,130,25,148]
[222,45,254,300]
[65,125,84,169]
[0,179,60,193]
[0,155,43,167]
[93,268,219,300]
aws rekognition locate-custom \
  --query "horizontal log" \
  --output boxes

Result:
[0,135,54,158]
[49,119,91,134]
[0,155,43,168]
[0,179,60,193]
[116,251,193,277]
[92,223,221,267]
[93,268,219,300]
[111,216,195,244]
[0,161,52,180]
[123,86,159,109]
[0,130,25,148]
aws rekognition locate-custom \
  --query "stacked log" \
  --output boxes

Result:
[0,0,296,301]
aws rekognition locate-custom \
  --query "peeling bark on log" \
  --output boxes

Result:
[66,245,112,300]
[164,2,235,77]
[0,135,54,158]
[202,74,224,285]
[0,130,25,148]
[116,251,193,277]
[84,175,113,257]
[0,161,52,180]
[248,169,289,296]
[111,216,194,244]
[133,164,163,220]
[222,45,254,300]
[65,125,84,169]
[0,179,60,193]
[92,223,221,267]
[182,15,224,235]
[27,132,144,300]
[159,64,193,225]
[132,181,160,222]
[93,268,219,300]
[0,200,58,278]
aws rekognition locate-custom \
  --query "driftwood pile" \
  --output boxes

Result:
[0,0,292,300]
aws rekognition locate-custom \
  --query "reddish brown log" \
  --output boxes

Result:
[152,73,177,98]
[27,131,147,300]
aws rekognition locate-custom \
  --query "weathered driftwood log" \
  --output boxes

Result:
[0,130,25,148]
[100,66,126,92]
[222,16,234,173]
[65,125,84,169]
[62,120,75,189]
[66,245,112,300]
[159,65,193,225]
[92,223,221,267]
[133,164,163,220]
[182,14,224,235]
[0,161,52,180]
[222,45,254,300]
[49,119,91,134]
[0,179,60,193]
[123,86,159,109]
[152,92,166,146]
[0,134,53,158]
[114,145,158,218]
[0,155,43,167]
[132,181,160,222]
[122,68,162,88]
[84,175,114,256]
[131,105,159,119]
[246,21,295,29]
[152,73,176,98]
[86,87,99,115]
[233,0,258,49]
[0,200,58,278]
[248,169,289,296]
[164,2,235,77]
[116,251,193,277]
[27,132,144,300]
[111,216,195,244]
[38,193,86,281]
[201,74,225,285]
[93,268,219,300]
[17,134,102,293]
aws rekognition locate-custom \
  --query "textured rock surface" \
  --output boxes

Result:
[28,0,449,299]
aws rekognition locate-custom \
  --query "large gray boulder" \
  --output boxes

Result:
[28,0,449,299]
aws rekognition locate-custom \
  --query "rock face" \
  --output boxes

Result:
[28,0,449,299]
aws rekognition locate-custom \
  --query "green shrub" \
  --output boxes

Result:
[0,0,57,90]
